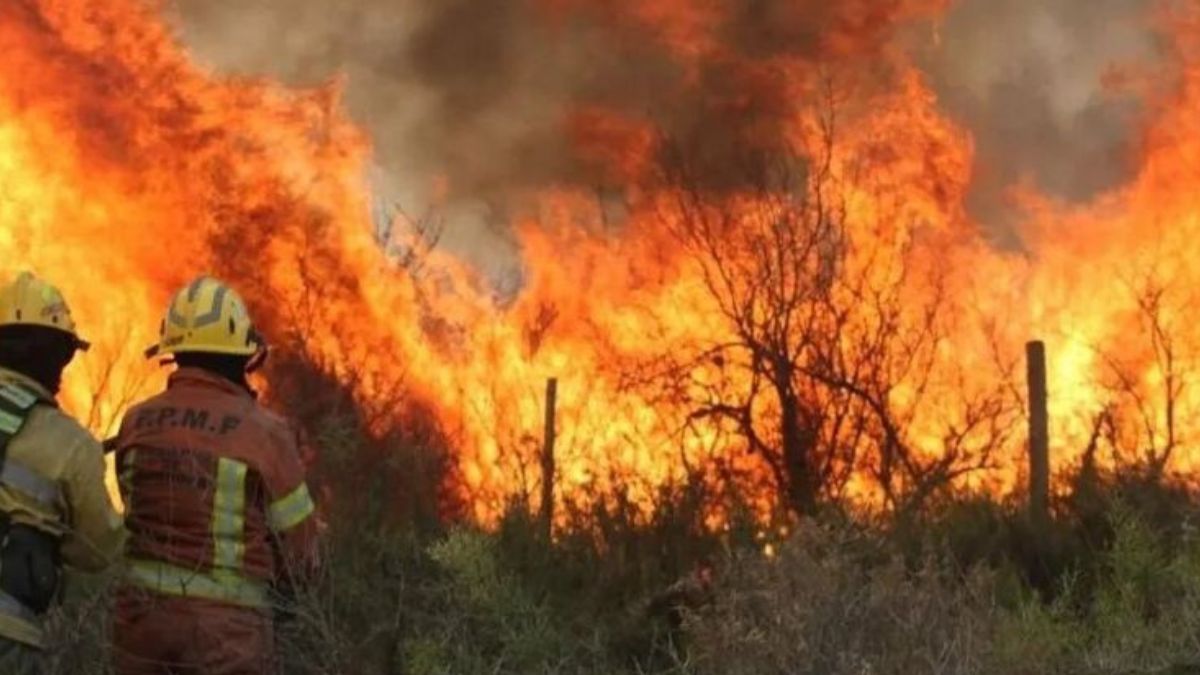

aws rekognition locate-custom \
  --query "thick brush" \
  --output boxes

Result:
[42,428,1200,674]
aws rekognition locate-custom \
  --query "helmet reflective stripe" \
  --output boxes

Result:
[0,272,88,350]
[170,278,230,329]
[147,277,263,359]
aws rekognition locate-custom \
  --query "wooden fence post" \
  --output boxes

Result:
[1027,341,1050,524]
[540,378,558,539]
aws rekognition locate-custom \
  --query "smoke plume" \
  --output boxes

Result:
[917,0,1160,239]
[170,1,934,249]
[169,0,1162,248]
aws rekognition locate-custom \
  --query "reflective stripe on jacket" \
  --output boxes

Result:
[115,368,319,607]
[0,368,126,647]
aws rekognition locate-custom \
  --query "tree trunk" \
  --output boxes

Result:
[778,381,819,516]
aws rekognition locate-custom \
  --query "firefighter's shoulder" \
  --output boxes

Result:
[24,405,100,455]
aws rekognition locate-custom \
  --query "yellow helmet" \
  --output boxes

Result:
[0,271,89,350]
[146,276,263,359]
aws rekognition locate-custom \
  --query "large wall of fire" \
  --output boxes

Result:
[2,0,1198,521]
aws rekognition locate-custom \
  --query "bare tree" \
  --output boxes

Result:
[374,200,444,279]
[1097,273,1195,480]
[647,93,1012,518]
[78,322,161,440]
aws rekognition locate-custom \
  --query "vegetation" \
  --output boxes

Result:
[37,415,1200,674]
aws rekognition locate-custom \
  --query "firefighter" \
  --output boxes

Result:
[0,272,126,673]
[112,276,320,675]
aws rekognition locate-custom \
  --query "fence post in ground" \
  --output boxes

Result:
[1026,340,1050,525]
[540,377,558,539]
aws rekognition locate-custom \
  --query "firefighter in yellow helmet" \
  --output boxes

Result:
[0,272,126,673]
[113,276,320,675]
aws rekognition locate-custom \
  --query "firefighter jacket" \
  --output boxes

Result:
[0,367,126,647]
[114,368,319,610]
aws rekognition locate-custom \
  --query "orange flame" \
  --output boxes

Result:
[3,0,1200,523]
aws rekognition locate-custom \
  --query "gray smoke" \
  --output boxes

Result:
[168,0,1163,254]
[169,1,899,193]
[168,1,924,241]
[916,0,1161,241]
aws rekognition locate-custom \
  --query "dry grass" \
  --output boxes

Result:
[38,426,1200,674]
[42,505,1200,675]
[685,521,996,675]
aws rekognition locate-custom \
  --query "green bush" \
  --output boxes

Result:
[37,422,1200,674]
[991,506,1200,674]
